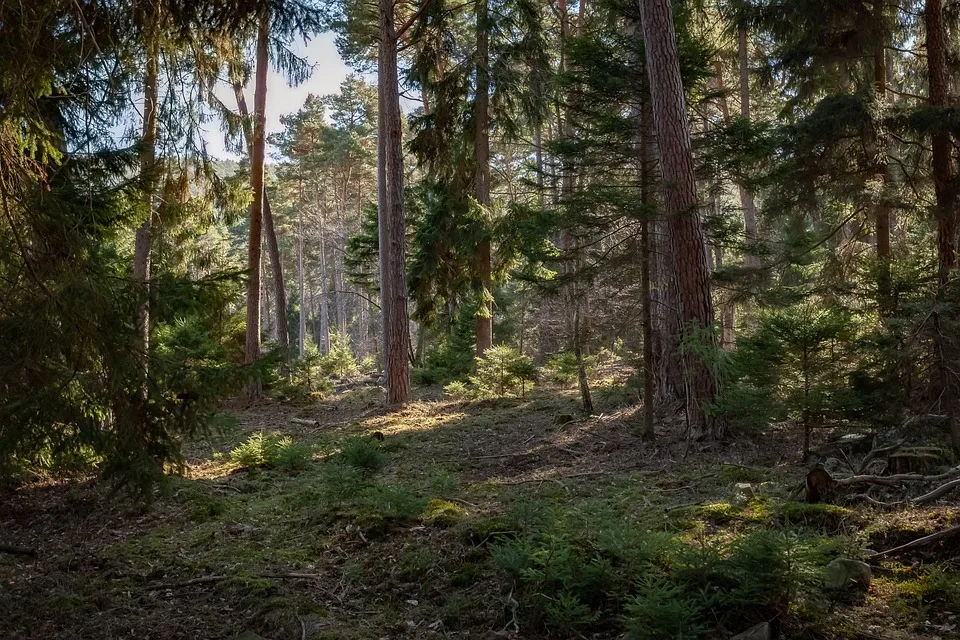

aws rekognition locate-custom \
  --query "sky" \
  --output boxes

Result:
[203,32,354,160]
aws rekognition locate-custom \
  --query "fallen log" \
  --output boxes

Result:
[869,524,960,561]
[290,418,319,427]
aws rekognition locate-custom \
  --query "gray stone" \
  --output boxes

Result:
[731,482,756,506]
[824,558,872,592]
[731,621,772,640]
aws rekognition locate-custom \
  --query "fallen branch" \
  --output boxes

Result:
[0,543,36,556]
[855,441,902,474]
[869,524,960,561]
[835,464,960,487]
[290,418,320,427]
[147,572,328,591]
[912,477,960,505]
[496,470,613,486]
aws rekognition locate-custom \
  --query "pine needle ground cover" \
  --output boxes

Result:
[2,383,959,639]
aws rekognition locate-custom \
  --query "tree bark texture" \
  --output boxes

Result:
[234,83,290,357]
[474,0,493,356]
[133,35,158,381]
[638,0,720,439]
[378,0,412,408]
[245,13,270,396]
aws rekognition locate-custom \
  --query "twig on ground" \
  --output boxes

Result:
[0,543,36,556]
[869,524,960,561]
[497,470,613,485]
[147,572,330,591]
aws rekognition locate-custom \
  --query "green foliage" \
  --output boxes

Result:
[443,380,475,401]
[715,300,859,434]
[469,346,538,397]
[337,436,388,473]
[543,352,579,387]
[229,433,313,471]
[489,500,835,635]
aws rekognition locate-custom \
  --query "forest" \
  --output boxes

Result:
[2,0,960,637]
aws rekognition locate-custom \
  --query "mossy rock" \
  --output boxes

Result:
[422,498,466,528]
[696,502,742,525]
[554,413,574,425]
[778,502,860,532]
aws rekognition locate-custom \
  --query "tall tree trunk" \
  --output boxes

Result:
[737,26,760,273]
[244,13,269,396]
[234,82,289,357]
[639,0,720,439]
[298,201,306,357]
[925,0,960,452]
[870,0,893,314]
[319,223,330,354]
[133,36,158,384]
[710,60,736,347]
[379,0,412,408]
[639,84,656,440]
[474,0,493,357]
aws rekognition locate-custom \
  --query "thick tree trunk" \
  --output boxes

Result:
[869,0,893,314]
[244,13,269,396]
[925,0,957,283]
[234,83,289,358]
[133,38,158,382]
[474,0,493,357]
[639,0,720,439]
[925,0,960,452]
[378,0,412,408]
[639,86,656,440]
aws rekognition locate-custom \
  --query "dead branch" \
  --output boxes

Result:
[147,572,329,591]
[497,470,613,485]
[869,524,960,561]
[835,464,960,487]
[912,477,960,505]
[855,441,902,474]
[290,418,320,427]
[0,543,36,556]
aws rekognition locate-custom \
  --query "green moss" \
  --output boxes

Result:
[778,502,860,532]
[450,562,483,587]
[695,502,742,525]
[422,498,466,527]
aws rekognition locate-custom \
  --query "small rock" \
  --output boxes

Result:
[731,483,756,506]
[824,558,872,592]
[731,621,771,640]
[554,414,574,425]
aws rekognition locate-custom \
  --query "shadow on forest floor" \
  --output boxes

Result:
[2,381,959,639]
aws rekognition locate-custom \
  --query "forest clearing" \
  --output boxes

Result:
[3,0,960,638]
[4,378,960,639]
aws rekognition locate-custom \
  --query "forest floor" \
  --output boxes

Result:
[2,378,960,640]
